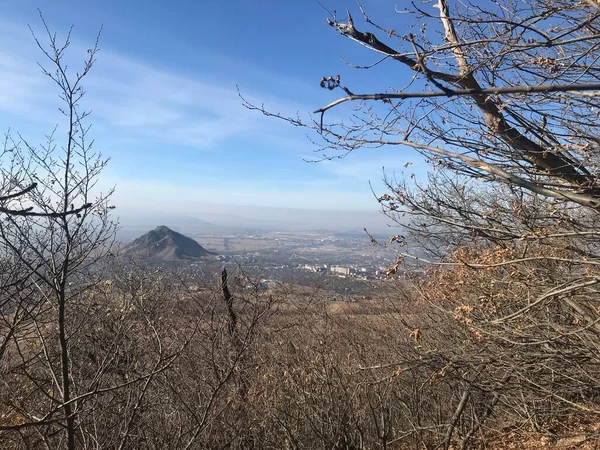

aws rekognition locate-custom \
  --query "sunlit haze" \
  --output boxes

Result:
[0,0,426,233]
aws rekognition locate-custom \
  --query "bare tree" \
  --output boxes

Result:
[245,0,600,447]
[247,0,600,202]
[0,22,280,449]
[0,17,116,449]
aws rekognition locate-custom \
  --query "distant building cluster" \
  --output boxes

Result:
[300,262,396,280]
[302,264,352,275]
[302,264,373,277]
[302,264,328,273]
[330,265,351,276]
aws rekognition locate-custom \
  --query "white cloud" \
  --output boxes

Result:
[0,17,409,221]
[86,49,318,148]
[0,21,313,150]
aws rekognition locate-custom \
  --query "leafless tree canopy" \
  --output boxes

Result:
[5,3,600,449]
[242,0,600,447]
[247,0,600,201]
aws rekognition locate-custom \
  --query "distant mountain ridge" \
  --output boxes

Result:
[124,225,213,261]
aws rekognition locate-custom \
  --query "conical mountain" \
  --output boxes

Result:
[125,225,213,261]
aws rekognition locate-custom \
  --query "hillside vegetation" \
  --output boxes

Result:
[3,0,600,448]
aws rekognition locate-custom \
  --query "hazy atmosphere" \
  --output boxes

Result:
[2,1,600,449]
[0,0,426,233]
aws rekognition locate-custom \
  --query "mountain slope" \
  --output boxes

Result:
[125,225,213,261]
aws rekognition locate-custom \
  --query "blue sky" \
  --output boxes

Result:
[0,0,427,226]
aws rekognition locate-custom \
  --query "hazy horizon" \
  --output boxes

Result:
[115,202,397,240]
[0,2,428,219]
